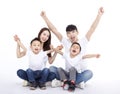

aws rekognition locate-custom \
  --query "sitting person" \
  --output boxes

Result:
[14,35,55,90]
[55,42,100,92]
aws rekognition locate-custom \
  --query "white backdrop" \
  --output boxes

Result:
[0,0,120,83]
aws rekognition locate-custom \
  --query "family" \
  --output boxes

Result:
[14,7,104,92]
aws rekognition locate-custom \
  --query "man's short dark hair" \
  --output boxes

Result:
[66,24,78,32]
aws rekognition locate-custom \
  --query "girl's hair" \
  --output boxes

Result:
[71,42,81,51]
[38,27,51,57]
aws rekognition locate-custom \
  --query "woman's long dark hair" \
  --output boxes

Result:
[38,27,51,57]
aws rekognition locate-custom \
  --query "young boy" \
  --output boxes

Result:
[14,35,54,90]
[41,7,104,88]
[55,42,100,92]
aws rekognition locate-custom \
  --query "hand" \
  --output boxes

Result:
[98,7,104,15]
[96,54,100,58]
[14,35,20,41]
[40,11,46,17]
[57,45,63,50]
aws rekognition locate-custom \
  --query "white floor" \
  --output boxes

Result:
[1,75,120,94]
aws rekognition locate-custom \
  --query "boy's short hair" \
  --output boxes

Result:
[66,24,78,32]
[30,37,40,45]
[71,42,81,51]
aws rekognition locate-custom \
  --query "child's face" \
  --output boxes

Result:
[66,30,78,43]
[40,30,50,43]
[30,40,41,54]
[70,43,80,56]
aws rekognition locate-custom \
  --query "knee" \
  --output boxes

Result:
[49,66,57,73]
[17,69,24,76]
[69,67,76,71]
[43,68,49,73]
[26,68,33,73]
[83,70,93,80]
[57,67,63,72]
[86,70,93,78]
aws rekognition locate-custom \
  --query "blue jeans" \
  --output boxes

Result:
[76,70,93,84]
[26,68,49,83]
[17,68,50,83]
[47,66,93,84]
[17,69,28,81]
[47,66,60,81]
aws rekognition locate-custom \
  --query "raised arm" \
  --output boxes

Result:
[14,35,27,58]
[86,7,104,41]
[41,11,63,41]
[82,54,100,59]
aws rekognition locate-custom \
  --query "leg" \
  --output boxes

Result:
[38,68,49,90]
[26,68,36,82]
[68,67,77,92]
[39,68,50,83]
[69,67,77,81]
[76,70,93,84]
[48,66,60,81]
[17,69,28,81]
[57,67,68,81]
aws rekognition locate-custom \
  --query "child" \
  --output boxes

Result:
[55,42,100,92]
[14,35,54,90]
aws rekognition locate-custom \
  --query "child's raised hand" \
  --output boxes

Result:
[96,54,100,58]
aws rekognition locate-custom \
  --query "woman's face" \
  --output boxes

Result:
[39,30,50,43]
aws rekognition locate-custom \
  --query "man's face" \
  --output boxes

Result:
[66,30,78,43]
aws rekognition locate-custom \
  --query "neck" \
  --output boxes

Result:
[71,38,78,43]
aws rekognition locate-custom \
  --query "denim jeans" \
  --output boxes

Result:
[47,66,60,81]
[17,69,28,81]
[26,68,49,83]
[17,68,50,83]
[76,70,93,84]
[47,66,93,84]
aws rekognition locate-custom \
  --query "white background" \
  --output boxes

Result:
[0,0,120,94]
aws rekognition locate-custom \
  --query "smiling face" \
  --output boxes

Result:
[70,42,81,57]
[67,30,78,43]
[30,40,41,54]
[40,30,50,43]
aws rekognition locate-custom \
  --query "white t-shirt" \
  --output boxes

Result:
[27,49,48,71]
[61,36,88,71]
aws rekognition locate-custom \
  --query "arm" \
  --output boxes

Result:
[82,54,100,59]
[48,52,57,64]
[48,45,63,64]
[86,7,104,41]
[14,35,27,58]
[41,11,63,41]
